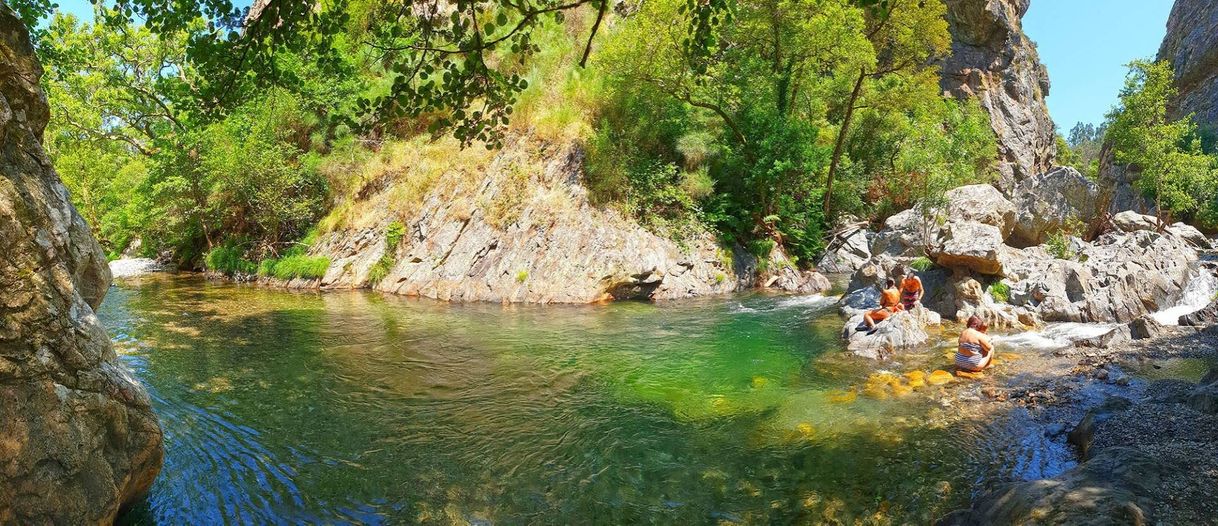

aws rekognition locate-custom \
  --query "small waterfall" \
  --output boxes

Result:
[1150,266,1218,326]
[993,322,1120,351]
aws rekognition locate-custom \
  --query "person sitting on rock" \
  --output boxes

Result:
[956,316,995,372]
[899,266,924,311]
[863,279,904,330]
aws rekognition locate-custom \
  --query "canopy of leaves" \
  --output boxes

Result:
[1107,60,1217,225]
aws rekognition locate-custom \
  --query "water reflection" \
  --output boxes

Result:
[106,274,1064,524]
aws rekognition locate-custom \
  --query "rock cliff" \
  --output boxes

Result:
[1099,0,1218,214]
[1159,0,1218,135]
[941,0,1056,192]
[298,137,829,303]
[0,7,162,523]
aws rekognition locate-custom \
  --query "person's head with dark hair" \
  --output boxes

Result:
[966,316,983,330]
[885,278,895,289]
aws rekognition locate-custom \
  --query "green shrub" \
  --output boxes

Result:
[261,254,330,280]
[205,244,256,276]
[988,282,1010,304]
[384,221,405,251]
[910,257,934,272]
[367,260,390,286]
[368,221,406,285]
[515,270,529,283]
[257,258,278,277]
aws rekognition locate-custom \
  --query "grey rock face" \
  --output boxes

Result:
[816,227,873,274]
[935,220,1006,275]
[846,183,1200,324]
[941,0,1056,191]
[306,138,829,303]
[1005,230,1198,323]
[945,184,1016,237]
[1159,0,1218,135]
[0,6,163,523]
[1099,0,1218,214]
[1009,166,1099,246]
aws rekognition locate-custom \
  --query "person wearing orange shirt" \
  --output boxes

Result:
[863,278,904,330]
[899,267,924,311]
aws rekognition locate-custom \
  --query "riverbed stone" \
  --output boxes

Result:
[0,6,163,522]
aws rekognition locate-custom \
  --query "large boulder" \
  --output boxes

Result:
[1166,222,1212,249]
[842,308,942,359]
[816,227,873,273]
[1004,230,1198,323]
[1009,166,1099,246]
[0,6,163,523]
[944,184,1016,237]
[934,221,1006,275]
[870,208,936,258]
[1111,210,1159,233]
[940,0,1056,191]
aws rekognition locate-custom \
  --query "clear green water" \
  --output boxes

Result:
[105,275,1067,525]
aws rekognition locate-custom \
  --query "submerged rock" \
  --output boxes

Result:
[0,6,162,522]
[940,447,1159,525]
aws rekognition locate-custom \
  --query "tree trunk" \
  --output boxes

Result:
[823,69,866,218]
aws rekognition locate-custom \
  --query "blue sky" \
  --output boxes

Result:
[1024,0,1174,131]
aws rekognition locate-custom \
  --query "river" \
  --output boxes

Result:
[107,274,1073,524]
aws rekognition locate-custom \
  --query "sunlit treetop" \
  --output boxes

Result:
[9,0,895,148]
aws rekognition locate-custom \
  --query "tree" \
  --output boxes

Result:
[822,0,951,218]
[1106,60,1216,227]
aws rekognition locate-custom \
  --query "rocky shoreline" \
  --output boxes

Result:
[931,318,1218,524]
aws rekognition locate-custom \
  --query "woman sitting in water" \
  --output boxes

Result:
[899,267,924,311]
[956,316,995,372]
[863,279,903,330]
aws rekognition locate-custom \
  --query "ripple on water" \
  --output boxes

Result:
[103,276,1061,524]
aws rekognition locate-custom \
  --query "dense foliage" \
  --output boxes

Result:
[1106,60,1218,227]
[19,0,998,270]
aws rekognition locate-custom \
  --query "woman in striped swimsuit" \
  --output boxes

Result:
[956,316,995,372]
